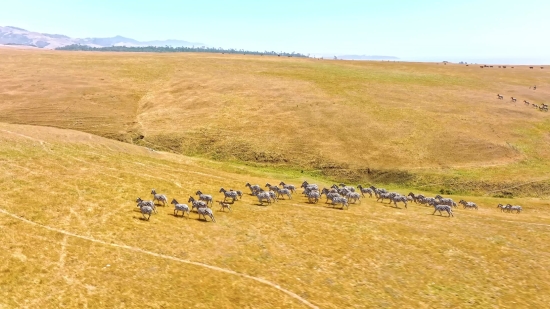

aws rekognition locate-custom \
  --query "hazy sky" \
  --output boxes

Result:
[2,0,549,62]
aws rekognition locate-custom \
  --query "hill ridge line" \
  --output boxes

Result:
[0,208,319,309]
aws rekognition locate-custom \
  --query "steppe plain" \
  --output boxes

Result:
[1,48,549,308]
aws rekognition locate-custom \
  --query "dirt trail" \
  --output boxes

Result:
[0,208,319,309]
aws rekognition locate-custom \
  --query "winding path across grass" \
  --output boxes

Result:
[0,208,319,309]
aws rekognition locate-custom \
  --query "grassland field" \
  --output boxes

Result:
[1,48,549,196]
[0,47,550,308]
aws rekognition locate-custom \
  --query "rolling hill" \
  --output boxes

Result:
[1,122,549,308]
[0,25,202,49]
[1,45,550,308]
[0,47,549,196]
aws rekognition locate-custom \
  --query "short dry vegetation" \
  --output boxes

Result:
[1,48,550,308]
[1,48,550,195]
[0,123,549,308]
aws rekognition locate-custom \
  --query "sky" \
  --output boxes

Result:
[1,0,550,63]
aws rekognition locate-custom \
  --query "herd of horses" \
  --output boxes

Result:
[497,86,547,111]
[133,181,523,221]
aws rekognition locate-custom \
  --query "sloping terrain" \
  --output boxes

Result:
[0,26,75,48]
[0,26,200,49]
[0,48,550,195]
[1,122,549,308]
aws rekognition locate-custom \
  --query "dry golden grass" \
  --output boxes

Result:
[1,123,550,308]
[1,48,550,195]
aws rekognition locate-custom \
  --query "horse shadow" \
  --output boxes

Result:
[379,203,401,209]
[134,216,151,221]
[426,213,454,218]
[168,213,190,219]
[326,205,347,210]
[194,217,216,223]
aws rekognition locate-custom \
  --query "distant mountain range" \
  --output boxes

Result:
[0,26,203,49]
[338,55,399,60]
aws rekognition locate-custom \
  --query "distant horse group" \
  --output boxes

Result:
[497,88,547,112]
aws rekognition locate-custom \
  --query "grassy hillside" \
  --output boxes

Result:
[1,122,549,308]
[1,48,549,196]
